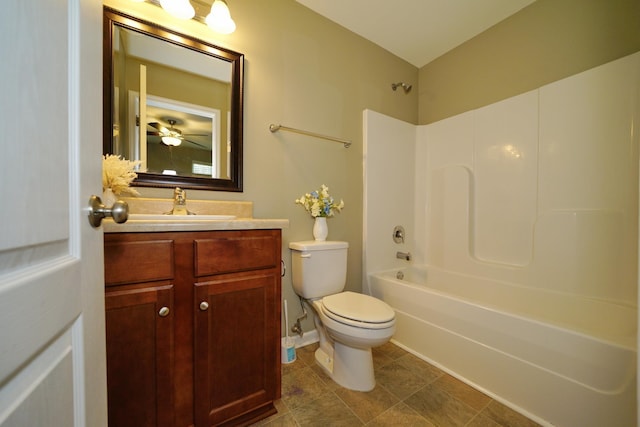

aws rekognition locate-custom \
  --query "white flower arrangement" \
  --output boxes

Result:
[295,184,344,218]
[102,154,141,196]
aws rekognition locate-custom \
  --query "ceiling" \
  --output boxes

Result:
[296,0,537,68]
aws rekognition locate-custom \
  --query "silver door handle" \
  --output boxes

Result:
[88,195,129,228]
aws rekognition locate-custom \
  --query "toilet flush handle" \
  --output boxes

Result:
[300,253,311,258]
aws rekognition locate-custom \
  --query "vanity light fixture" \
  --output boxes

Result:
[159,0,195,19]
[131,0,236,34]
[206,0,236,34]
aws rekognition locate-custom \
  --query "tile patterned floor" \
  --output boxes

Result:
[253,342,541,427]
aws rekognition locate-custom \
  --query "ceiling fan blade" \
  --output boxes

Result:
[147,122,166,136]
[184,139,208,149]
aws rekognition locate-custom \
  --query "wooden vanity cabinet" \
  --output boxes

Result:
[104,229,282,427]
[105,281,175,427]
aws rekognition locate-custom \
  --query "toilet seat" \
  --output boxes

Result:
[320,291,395,330]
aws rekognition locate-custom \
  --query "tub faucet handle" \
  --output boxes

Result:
[393,226,405,244]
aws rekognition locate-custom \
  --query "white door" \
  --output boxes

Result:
[0,0,107,426]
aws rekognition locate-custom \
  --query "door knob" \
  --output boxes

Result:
[199,301,209,311]
[158,306,170,317]
[88,195,129,228]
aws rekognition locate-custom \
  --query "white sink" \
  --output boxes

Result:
[128,213,236,221]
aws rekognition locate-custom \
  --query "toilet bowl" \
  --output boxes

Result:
[315,291,395,348]
[289,240,396,391]
[309,292,395,391]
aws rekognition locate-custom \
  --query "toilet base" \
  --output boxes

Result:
[315,341,375,392]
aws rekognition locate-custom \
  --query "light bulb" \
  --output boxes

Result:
[206,0,236,34]
[159,0,195,20]
[161,136,182,146]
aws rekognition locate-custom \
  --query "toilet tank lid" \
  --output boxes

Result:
[289,240,348,251]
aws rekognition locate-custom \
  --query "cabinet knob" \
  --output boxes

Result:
[158,306,170,317]
[199,301,209,311]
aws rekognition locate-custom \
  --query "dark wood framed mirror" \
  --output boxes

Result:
[103,7,243,191]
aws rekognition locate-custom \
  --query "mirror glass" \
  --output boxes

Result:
[104,8,243,191]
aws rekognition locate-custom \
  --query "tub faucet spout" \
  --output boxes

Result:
[396,251,411,261]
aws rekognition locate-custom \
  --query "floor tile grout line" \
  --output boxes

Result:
[287,389,341,425]
[362,400,392,426]
[366,399,433,426]
[476,396,495,416]
[433,379,484,424]
[463,411,484,427]
[399,375,485,427]
[331,389,367,425]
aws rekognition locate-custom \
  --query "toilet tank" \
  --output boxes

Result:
[289,240,349,299]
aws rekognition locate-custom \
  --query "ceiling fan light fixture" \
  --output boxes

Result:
[159,0,195,20]
[162,135,182,146]
[206,0,236,34]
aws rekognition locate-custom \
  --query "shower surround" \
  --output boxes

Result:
[363,52,639,426]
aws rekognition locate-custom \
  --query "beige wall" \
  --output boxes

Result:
[103,0,418,334]
[419,0,640,124]
[104,0,640,335]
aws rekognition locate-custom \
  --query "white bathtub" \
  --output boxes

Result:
[367,266,637,427]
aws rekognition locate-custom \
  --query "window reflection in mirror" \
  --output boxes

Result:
[104,8,243,191]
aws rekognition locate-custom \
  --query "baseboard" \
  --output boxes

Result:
[293,329,319,348]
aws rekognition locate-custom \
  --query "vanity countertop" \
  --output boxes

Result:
[103,217,289,233]
[103,197,288,232]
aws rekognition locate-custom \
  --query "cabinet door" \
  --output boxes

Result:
[194,271,279,426]
[105,282,174,427]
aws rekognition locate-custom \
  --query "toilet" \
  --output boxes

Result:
[289,240,396,391]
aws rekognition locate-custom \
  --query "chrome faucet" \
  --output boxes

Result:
[396,251,411,261]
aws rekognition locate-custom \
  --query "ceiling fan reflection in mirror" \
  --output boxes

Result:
[147,118,210,149]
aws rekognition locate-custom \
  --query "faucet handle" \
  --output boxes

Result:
[174,187,187,203]
[170,187,193,215]
[393,225,405,243]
